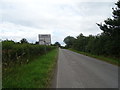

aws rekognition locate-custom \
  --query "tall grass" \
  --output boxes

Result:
[3,48,58,88]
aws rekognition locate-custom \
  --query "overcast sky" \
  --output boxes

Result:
[0,0,117,45]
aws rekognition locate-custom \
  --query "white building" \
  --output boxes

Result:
[38,34,51,45]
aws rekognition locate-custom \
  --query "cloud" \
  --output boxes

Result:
[0,0,117,45]
[0,22,54,42]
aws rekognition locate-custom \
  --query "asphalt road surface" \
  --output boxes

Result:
[55,49,118,88]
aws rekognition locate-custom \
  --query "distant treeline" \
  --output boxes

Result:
[64,0,120,58]
[2,39,56,68]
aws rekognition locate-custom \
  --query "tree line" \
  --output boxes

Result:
[64,0,120,58]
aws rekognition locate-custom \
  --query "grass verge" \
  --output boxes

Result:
[69,49,119,66]
[3,48,58,88]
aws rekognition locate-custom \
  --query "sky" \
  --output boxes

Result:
[0,0,117,45]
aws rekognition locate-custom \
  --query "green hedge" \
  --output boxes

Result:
[2,40,56,67]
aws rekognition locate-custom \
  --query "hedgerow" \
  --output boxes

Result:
[2,40,56,68]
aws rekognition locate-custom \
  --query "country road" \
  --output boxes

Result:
[53,49,118,88]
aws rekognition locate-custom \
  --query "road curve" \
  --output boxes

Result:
[56,49,118,88]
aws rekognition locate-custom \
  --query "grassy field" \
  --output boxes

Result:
[3,48,58,88]
[69,49,119,66]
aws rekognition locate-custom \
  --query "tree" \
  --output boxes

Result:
[63,36,75,48]
[85,35,96,53]
[35,41,39,45]
[97,0,120,57]
[74,33,87,51]
[97,0,120,37]
[20,38,28,44]
[54,42,61,47]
